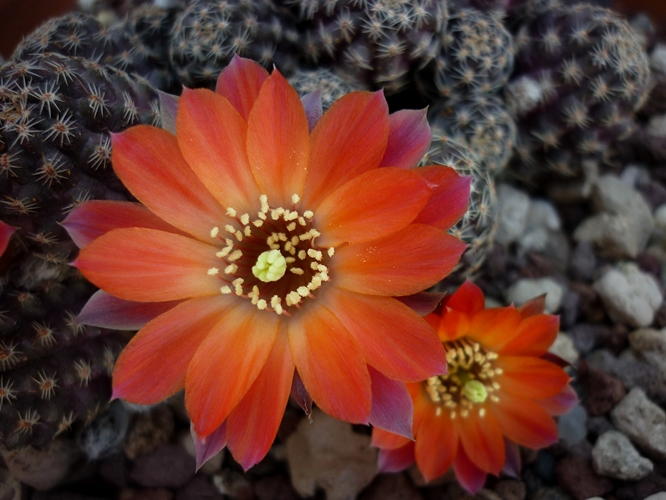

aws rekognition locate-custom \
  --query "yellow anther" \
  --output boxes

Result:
[224,264,238,275]
[225,224,236,234]
[257,299,267,310]
[297,286,309,297]
[298,250,307,260]
[290,267,304,275]
[244,226,252,237]
[304,210,313,218]
[287,222,296,231]
[210,227,219,238]
[328,247,335,257]
[252,249,287,282]
[228,250,243,262]
[220,286,232,294]
[240,213,250,225]
[479,408,486,418]
[291,194,300,204]
[226,207,237,217]
[207,267,219,276]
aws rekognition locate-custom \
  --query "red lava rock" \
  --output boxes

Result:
[119,488,174,500]
[99,453,129,488]
[654,303,666,329]
[359,473,424,500]
[175,476,222,500]
[130,444,195,489]
[555,456,613,500]
[493,479,526,500]
[602,324,629,355]
[637,252,664,280]
[613,471,666,500]
[580,367,626,416]
[254,475,301,500]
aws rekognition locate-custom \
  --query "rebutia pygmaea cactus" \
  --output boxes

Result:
[0,53,159,449]
[288,67,366,108]
[506,3,650,180]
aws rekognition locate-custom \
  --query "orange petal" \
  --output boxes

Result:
[467,307,522,352]
[62,200,185,248]
[112,296,232,404]
[368,367,413,439]
[453,445,488,494]
[74,228,220,302]
[413,166,471,231]
[288,305,372,423]
[536,384,578,416]
[457,409,505,475]
[111,127,228,242]
[497,314,560,357]
[414,399,458,482]
[226,331,294,470]
[371,427,412,450]
[490,392,558,449]
[517,294,547,318]
[438,309,472,342]
[377,442,416,473]
[78,290,180,330]
[215,55,269,121]
[315,167,431,246]
[322,287,446,381]
[445,280,486,316]
[303,91,390,206]
[186,304,280,437]
[495,356,570,399]
[246,69,309,206]
[379,109,431,169]
[177,88,260,212]
[333,224,467,296]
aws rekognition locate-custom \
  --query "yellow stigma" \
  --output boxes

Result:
[463,380,488,403]
[252,249,287,282]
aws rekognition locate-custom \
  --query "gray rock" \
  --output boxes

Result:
[645,494,666,500]
[527,199,561,231]
[650,43,666,73]
[653,204,666,239]
[647,114,666,137]
[0,467,21,500]
[558,404,587,446]
[574,174,654,259]
[629,328,666,379]
[549,332,579,366]
[505,277,565,313]
[495,183,530,245]
[594,264,663,328]
[610,388,666,459]
[591,430,653,480]
[130,444,196,488]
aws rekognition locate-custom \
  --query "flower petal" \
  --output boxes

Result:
[215,55,269,121]
[0,220,16,257]
[497,314,560,357]
[158,90,179,135]
[377,442,415,473]
[186,304,280,437]
[111,127,228,242]
[74,228,221,302]
[291,370,313,418]
[78,290,181,330]
[536,384,578,416]
[192,421,227,471]
[414,396,458,482]
[333,224,466,296]
[453,445,487,494]
[490,392,558,449]
[288,304,371,424]
[457,408,505,475]
[177,88,260,212]
[368,367,413,439]
[112,295,232,404]
[301,91,323,132]
[467,307,522,352]
[437,309,472,342]
[444,280,486,316]
[323,287,446,381]
[413,166,471,231]
[315,167,431,246]
[303,91,390,206]
[371,427,412,450]
[503,438,522,478]
[495,356,570,399]
[226,331,294,471]
[517,294,547,318]
[62,201,185,249]
[395,291,446,317]
[246,69,310,205]
[379,109,431,170]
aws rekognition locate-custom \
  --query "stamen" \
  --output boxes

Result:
[210,227,219,238]
[207,267,219,275]
[292,194,300,204]
[226,207,237,217]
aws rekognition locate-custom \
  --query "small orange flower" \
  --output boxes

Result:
[63,57,471,469]
[372,281,577,493]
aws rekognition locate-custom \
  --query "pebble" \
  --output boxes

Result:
[123,405,175,460]
[175,476,223,500]
[647,114,666,137]
[574,174,654,259]
[650,43,666,73]
[629,328,666,379]
[568,242,597,283]
[555,456,613,500]
[129,444,196,489]
[358,473,423,500]
[653,205,666,239]
[580,367,625,416]
[254,475,302,500]
[530,486,574,500]
[178,430,224,476]
[591,430,653,480]
[586,416,615,438]
[0,467,21,500]
[610,387,666,459]
[547,160,598,203]
[212,469,253,499]
[495,184,530,245]
[645,494,666,500]
[557,405,587,446]
[505,277,564,313]
[594,263,663,328]
[613,472,666,500]
[493,480,526,500]
[548,333,579,366]
[0,438,81,491]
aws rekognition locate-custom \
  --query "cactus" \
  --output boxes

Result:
[420,134,497,280]
[506,4,650,180]
[0,53,159,449]
[169,0,300,89]
[287,67,366,108]
[427,93,516,175]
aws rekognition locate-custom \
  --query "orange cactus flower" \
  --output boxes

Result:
[62,56,471,470]
[372,281,577,493]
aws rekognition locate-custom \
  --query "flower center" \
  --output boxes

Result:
[208,194,333,316]
[425,338,502,419]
